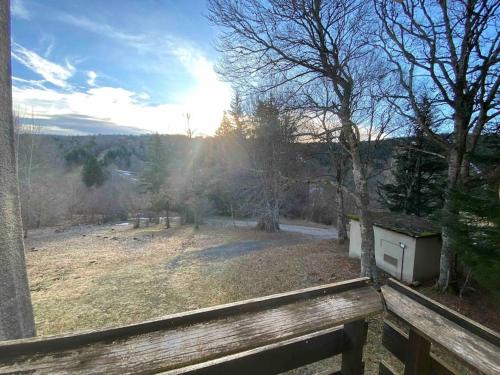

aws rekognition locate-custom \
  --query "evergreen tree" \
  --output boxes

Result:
[82,156,106,187]
[378,99,447,217]
[229,92,246,138]
[448,136,500,298]
[141,133,167,194]
[215,111,234,137]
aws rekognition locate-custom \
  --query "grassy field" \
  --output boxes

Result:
[25,222,359,335]
[24,222,498,374]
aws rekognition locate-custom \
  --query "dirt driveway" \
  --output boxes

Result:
[208,218,339,239]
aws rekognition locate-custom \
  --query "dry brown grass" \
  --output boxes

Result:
[26,223,357,336]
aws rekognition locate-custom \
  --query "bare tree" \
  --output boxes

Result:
[208,0,397,280]
[0,0,36,340]
[375,0,500,290]
[16,111,41,238]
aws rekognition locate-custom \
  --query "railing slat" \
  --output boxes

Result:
[404,328,431,375]
[382,320,454,375]
[340,320,367,375]
[382,282,500,375]
[0,279,381,374]
[379,361,397,375]
[162,326,345,375]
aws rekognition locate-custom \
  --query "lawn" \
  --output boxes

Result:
[25,222,359,336]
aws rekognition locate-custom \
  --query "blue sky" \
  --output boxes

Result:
[10,0,232,135]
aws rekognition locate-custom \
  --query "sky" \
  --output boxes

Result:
[10,0,233,136]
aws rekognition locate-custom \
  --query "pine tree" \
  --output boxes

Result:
[378,99,447,217]
[215,111,234,137]
[82,155,106,187]
[141,133,167,194]
[448,136,500,298]
[229,92,246,138]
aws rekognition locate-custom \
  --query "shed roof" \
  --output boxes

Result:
[349,212,440,238]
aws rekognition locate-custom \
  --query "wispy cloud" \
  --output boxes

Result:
[58,14,145,45]
[13,80,230,135]
[11,43,74,88]
[11,0,30,20]
[87,71,97,86]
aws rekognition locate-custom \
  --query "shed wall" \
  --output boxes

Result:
[348,220,361,258]
[373,226,416,282]
[413,235,441,280]
[348,219,440,282]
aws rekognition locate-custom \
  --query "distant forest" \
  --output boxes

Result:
[17,128,398,230]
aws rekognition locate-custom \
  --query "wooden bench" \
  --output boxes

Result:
[0,278,381,374]
[379,279,500,375]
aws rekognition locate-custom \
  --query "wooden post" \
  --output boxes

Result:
[341,319,366,375]
[404,328,431,375]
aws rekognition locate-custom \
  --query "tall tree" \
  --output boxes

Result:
[448,136,499,297]
[141,133,168,194]
[378,98,447,217]
[376,0,500,289]
[229,92,247,139]
[82,155,106,188]
[215,111,234,137]
[253,99,286,231]
[208,0,395,280]
[0,0,36,340]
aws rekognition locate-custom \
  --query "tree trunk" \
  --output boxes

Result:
[340,111,378,283]
[336,183,347,243]
[257,201,280,232]
[0,1,36,340]
[437,147,462,290]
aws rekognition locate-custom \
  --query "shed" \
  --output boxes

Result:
[348,212,441,283]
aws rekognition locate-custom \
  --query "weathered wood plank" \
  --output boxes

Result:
[161,326,345,375]
[0,280,381,374]
[0,277,370,356]
[382,320,454,375]
[340,319,366,375]
[387,279,500,347]
[382,285,500,375]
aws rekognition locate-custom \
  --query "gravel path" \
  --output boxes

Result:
[208,218,338,240]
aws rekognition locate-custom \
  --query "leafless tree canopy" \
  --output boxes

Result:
[375,0,499,289]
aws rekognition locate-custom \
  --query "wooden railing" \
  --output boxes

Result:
[0,278,381,374]
[380,279,500,375]
[1,277,498,374]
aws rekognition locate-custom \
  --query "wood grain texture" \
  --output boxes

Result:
[0,280,381,374]
[382,320,454,375]
[161,326,345,375]
[382,320,457,375]
[387,279,500,346]
[382,285,500,375]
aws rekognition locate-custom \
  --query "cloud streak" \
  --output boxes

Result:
[11,43,74,87]
[11,0,30,20]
